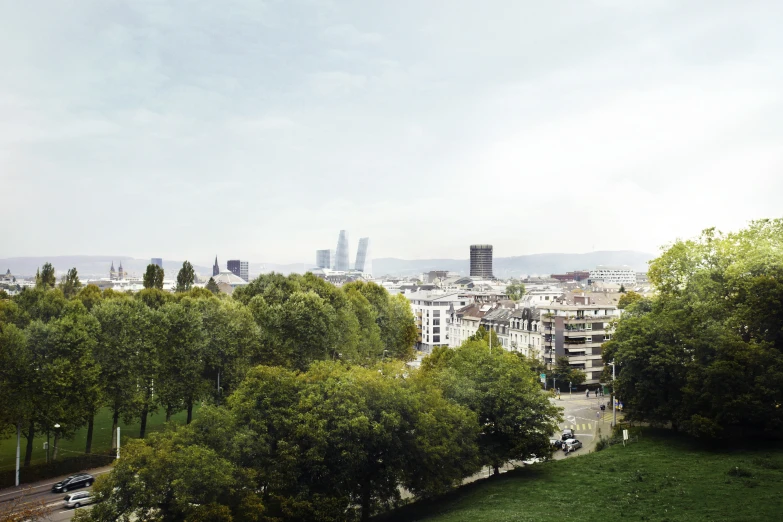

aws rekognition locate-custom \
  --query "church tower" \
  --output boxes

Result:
[110,261,116,280]
[213,256,220,277]
[118,261,125,280]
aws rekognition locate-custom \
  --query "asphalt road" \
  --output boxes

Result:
[0,466,111,521]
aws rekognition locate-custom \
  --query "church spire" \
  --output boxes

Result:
[213,256,220,277]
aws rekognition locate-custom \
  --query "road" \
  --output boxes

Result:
[0,466,112,521]
[551,392,616,458]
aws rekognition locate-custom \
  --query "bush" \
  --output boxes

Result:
[0,453,114,488]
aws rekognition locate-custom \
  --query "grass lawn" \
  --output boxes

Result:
[0,405,199,471]
[379,429,783,522]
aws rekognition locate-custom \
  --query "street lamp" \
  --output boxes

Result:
[487,320,494,353]
[609,360,617,426]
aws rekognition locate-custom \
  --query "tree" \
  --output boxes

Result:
[36,263,56,289]
[422,338,562,475]
[156,300,207,424]
[551,356,586,388]
[143,264,165,290]
[505,282,526,300]
[205,277,220,294]
[175,261,195,292]
[469,325,502,350]
[74,285,102,311]
[617,290,643,310]
[619,284,626,293]
[607,220,783,438]
[58,267,82,298]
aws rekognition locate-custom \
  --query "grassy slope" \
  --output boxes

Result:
[380,430,783,522]
[0,406,198,471]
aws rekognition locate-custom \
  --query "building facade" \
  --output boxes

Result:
[335,230,350,271]
[151,258,163,268]
[470,244,494,279]
[539,293,618,385]
[589,265,636,285]
[407,292,472,353]
[316,249,334,269]
[227,260,249,282]
[354,237,370,273]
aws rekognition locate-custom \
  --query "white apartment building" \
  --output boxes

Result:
[539,293,619,386]
[509,307,544,359]
[589,265,636,286]
[406,291,472,353]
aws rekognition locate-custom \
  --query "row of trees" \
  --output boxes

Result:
[603,219,783,438]
[0,269,418,465]
[77,339,561,522]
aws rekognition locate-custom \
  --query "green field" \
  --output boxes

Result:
[0,406,199,471]
[379,429,783,522]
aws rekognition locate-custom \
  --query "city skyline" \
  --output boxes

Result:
[2,2,782,263]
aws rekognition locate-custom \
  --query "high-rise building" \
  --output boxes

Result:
[151,258,163,268]
[354,237,370,273]
[470,245,494,279]
[213,256,220,277]
[316,249,334,269]
[335,230,350,271]
[227,260,249,282]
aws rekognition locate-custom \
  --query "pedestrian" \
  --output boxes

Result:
[586,389,589,398]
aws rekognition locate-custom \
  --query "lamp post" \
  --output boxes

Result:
[487,320,493,353]
[609,360,616,426]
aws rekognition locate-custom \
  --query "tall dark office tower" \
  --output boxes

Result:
[354,237,370,273]
[335,230,350,271]
[151,258,163,268]
[227,260,249,282]
[470,244,494,279]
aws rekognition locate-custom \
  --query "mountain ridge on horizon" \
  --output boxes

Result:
[0,250,655,279]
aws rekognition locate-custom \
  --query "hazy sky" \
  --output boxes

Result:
[2,1,782,264]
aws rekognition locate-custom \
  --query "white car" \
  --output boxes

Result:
[563,438,583,451]
[522,455,543,465]
[64,491,94,509]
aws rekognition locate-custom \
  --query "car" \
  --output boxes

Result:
[51,473,94,493]
[564,438,583,451]
[561,429,573,441]
[523,455,543,465]
[64,491,94,509]
[550,438,563,449]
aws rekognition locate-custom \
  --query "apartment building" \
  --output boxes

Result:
[589,265,636,285]
[539,292,618,385]
[509,307,544,359]
[407,291,472,353]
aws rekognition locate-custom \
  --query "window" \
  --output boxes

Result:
[433,327,440,334]
[433,319,440,326]
[545,296,550,300]
[433,310,440,317]
[586,323,592,331]
[433,335,440,343]
[586,336,592,343]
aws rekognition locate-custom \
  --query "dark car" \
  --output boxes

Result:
[550,438,563,449]
[51,473,94,493]
[561,429,574,441]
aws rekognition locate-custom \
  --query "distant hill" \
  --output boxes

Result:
[372,251,655,278]
[1,250,655,280]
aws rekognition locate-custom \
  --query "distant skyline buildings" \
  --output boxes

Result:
[335,230,350,271]
[316,249,335,270]
[470,244,494,279]
[151,258,163,268]
[213,256,220,277]
[355,237,370,273]
[227,259,249,282]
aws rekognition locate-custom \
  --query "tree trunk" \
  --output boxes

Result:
[139,405,149,439]
[52,432,61,460]
[165,405,172,423]
[111,409,119,449]
[85,414,94,455]
[360,481,371,522]
[493,464,500,476]
[186,399,193,424]
[24,422,34,467]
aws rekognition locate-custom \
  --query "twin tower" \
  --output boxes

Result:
[316,230,370,273]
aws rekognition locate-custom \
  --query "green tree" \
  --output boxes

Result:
[617,290,643,309]
[14,287,68,323]
[505,282,526,300]
[422,339,562,475]
[156,300,207,424]
[175,261,195,292]
[469,325,502,350]
[619,284,626,293]
[36,262,56,289]
[58,268,82,298]
[205,277,220,294]
[550,356,586,388]
[143,264,165,290]
[74,284,102,311]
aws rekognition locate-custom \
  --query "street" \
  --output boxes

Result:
[0,466,111,521]
[550,392,615,458]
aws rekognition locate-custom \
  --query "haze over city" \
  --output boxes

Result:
[2,1,782,264]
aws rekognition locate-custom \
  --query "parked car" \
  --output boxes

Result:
[64,491,94,509]
[550,438,563,449]
[51,473,94,493]
[564,439,583,451]
[561,429,573,441]
[523,455,543,465]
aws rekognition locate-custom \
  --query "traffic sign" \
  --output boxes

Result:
[540,373,546,383]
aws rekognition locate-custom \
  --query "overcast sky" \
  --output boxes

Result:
[2,0,782,264]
